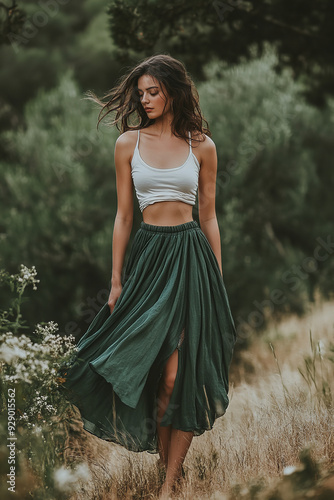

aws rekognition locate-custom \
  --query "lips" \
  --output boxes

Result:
[144,108,153,112]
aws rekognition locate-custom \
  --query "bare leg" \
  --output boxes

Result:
[156,374,172,467]
[157,346,194,499]
[160,428,194,497]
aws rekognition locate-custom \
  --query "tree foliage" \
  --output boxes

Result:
[196,49,334,337]
[108,0,334,106]
[0,73,139,336]
[0,0,25,45]
[0,0,124,123]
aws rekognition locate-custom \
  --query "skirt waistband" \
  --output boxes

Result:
[140,220,199,233]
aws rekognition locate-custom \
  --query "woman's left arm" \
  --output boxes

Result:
[197,135,223,278]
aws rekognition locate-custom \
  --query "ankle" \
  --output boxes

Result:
[159,481,173,497]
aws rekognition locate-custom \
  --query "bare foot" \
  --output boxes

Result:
[157,486,173,500]
[158,466,185,499]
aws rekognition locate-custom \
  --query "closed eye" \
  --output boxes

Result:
[138,92,159,98]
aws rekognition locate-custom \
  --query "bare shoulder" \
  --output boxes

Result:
[116,130,138,148]
[192,132,217,166]
[115,129,138,162]
[201,134,216,151]
[116,129,138,145]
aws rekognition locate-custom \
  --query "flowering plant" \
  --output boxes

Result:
[0,265,88,499]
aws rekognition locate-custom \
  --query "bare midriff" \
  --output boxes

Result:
[142,201,194,226]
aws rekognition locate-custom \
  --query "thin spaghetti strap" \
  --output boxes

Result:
[131,130,140,166]
[136,129,140,150]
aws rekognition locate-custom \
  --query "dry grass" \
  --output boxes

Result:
[67,298,334,499]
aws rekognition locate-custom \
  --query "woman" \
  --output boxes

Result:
[60,54,237,499]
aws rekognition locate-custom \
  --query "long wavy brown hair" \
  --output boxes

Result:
[84,53,211,145]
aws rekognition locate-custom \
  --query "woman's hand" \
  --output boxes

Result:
[108,284,123,315]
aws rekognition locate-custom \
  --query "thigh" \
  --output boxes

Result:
[157,349,179,396]
[158,326,185,390]
[162,326,185,381]
[163,348,179,380]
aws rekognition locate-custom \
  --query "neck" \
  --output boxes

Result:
[149,111,174,137]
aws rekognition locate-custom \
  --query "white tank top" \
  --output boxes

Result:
[131,130,200,212]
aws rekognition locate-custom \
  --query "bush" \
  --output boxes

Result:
[0,264,90,499]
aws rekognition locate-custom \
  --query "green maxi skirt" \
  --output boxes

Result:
[59,220,237,454]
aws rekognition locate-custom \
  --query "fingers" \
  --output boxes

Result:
[108,287,122,315]
[108,297,118,315]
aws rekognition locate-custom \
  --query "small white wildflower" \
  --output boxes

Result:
[32,426,43,435]
[53,466,78,493]
[18,264,40,289]
[283,465,297,475]
[74,463,91,482]
[0,344,27,363]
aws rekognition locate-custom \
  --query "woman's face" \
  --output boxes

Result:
[137,74,172,118]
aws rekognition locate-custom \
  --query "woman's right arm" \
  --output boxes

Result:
[109,132,134,314]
